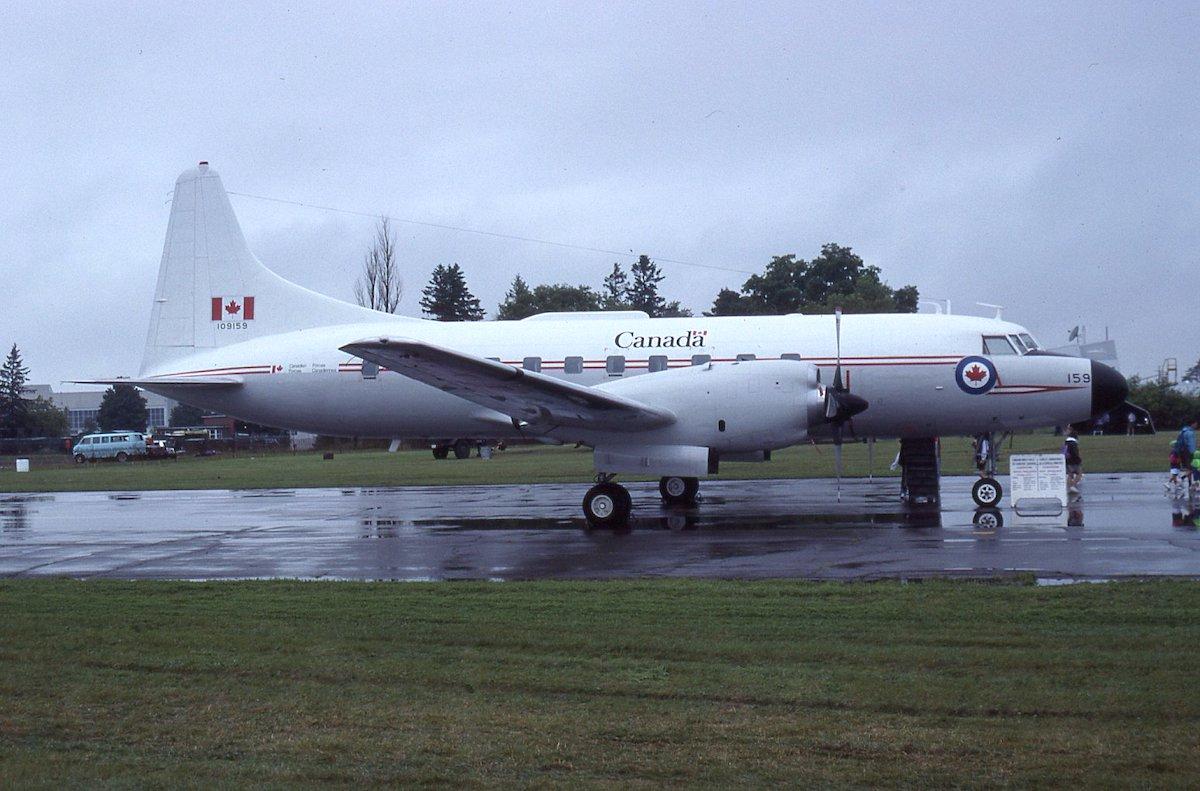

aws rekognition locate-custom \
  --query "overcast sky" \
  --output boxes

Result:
[3,1,1197,386]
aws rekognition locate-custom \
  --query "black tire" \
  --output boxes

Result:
[431,445,449,460]
[583,482,632,528]
[972,477,1003,507]
[73,453,86,464]
[452,439,472,460]
[658,476,699,506]
[116,451,129,463]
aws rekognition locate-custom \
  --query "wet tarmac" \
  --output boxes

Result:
[1,474,1197,581]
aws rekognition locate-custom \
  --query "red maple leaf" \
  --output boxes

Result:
[965,364,987,382]
[225,300,241,315]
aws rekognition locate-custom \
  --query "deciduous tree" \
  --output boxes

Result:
[170,403,205,427]
[707,244,918,316]
[354,217,403,313]
[97,384,149,432]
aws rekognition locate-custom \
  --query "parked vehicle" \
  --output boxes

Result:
[145,439,178,460]
[72,431,148,463]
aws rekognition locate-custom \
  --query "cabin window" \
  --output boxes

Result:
[101,436,110,443]
[523,356,541,372]
[606,355,625,376]
[564,356,583,374]
[737,353,756,361]
[982,335,1017,355]
[361,360,379,380]
[648,355,668,373]
[781,353,802,361]
[691,354,711,366]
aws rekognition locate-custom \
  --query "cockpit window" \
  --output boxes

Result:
[1019,333,1038,351]
[982,335,1018,355]
[1009,334,1028,353]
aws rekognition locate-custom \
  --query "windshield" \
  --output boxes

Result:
[982,335,1018,355]
[1019,333,1039,351]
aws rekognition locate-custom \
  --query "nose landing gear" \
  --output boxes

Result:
[972,477,1003,507]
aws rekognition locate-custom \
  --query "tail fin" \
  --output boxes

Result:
[141,163,398,374]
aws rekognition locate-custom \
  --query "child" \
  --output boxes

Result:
[1166,441,1184,497]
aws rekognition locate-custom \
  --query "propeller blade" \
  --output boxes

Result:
[835,309,844,396]
[834,435,843,502]
[867,437,874,482]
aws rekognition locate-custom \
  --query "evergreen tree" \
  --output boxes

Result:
[497,275,538,320]
[420,263,486,321]
[601,263,630,310]
[626,255,667,317]
[0,344,30,434]
[97,384,149,432]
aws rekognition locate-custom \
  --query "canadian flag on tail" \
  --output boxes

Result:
[211,296,255,321]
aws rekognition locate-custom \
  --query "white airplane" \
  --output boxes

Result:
[84,163,1128,526]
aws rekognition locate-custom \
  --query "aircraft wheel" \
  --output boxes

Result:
[116,452,129,463]
[73,453,86,464]
[452,439,472,460]
[972,508,1004,530]
[431,445,449,460]
[972,477,1003,507]
[658,476,699,506]
[583,482,632,528]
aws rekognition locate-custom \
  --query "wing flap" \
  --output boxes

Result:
[340,337,674,432]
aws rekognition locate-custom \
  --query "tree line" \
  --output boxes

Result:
[355,218,919,321]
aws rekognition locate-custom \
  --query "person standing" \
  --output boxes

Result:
[1177,420,1198,486]
[1127,410,1137,436]
[1063,428,1083,494]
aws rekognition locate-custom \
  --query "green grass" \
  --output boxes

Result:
[0,579,1196,786]
[0,434,1166,493]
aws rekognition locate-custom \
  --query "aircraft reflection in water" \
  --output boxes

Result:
[973,490,1085,532]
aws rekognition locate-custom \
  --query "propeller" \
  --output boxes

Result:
[824,308,869,501]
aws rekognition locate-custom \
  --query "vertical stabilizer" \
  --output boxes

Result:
[141,163,394,374]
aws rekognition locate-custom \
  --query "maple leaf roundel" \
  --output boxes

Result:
[954,356,998,394]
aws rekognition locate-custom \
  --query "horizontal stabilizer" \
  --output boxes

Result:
[69,376,244,388]
[341,337,675,432]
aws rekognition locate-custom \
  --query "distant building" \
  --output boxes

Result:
[1046,339,1121,372]
[21,384,178,434]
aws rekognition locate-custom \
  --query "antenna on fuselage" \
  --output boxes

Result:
[976,302,1005,320]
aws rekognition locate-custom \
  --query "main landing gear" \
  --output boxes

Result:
[583,475,702,528]
[658,476,699,506]
[583,476,632,528]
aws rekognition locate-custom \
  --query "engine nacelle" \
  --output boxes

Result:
[585,360,822,475]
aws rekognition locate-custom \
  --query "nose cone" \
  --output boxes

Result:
[1091,360,1128,416]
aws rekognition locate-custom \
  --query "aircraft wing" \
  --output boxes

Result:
[341,337,675,432]
[69,376,243,387]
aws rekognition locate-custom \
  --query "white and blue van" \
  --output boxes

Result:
[72,432,148,463]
